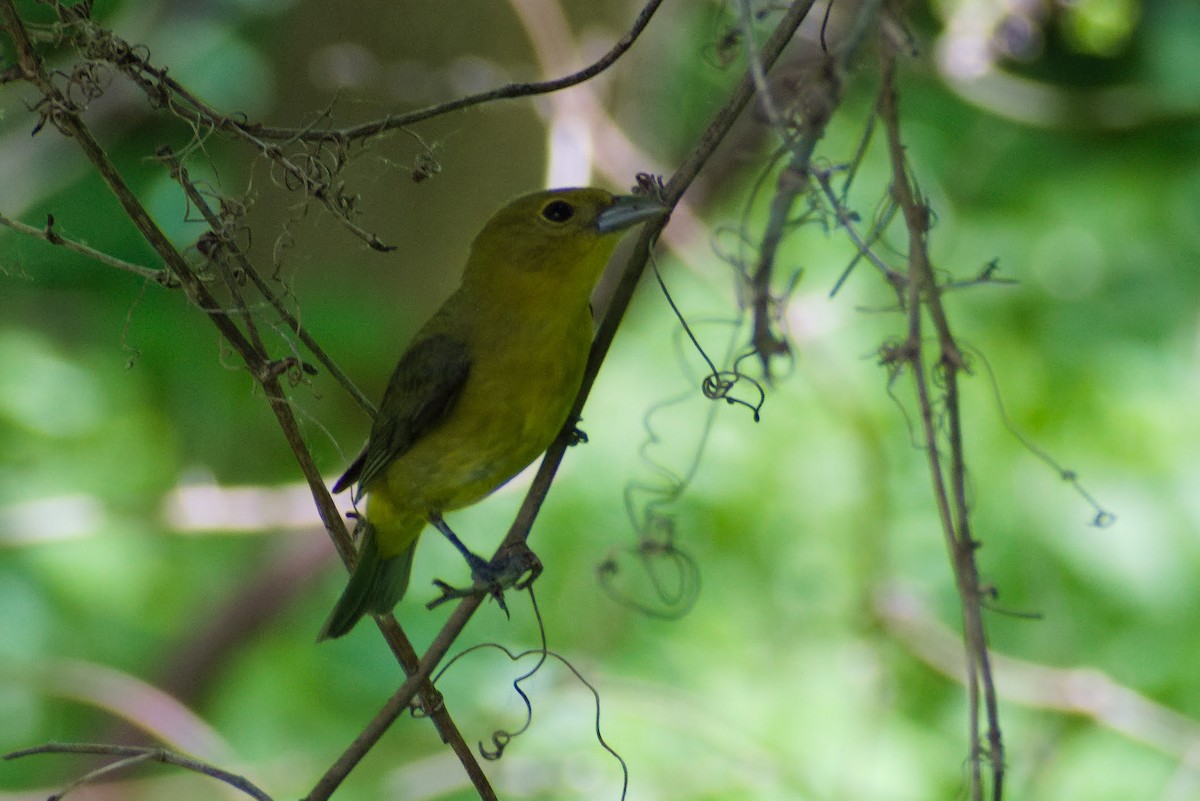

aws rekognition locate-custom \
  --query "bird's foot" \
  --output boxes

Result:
[427,542,543,614]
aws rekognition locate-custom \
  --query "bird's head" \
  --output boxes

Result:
[464,187,666,288]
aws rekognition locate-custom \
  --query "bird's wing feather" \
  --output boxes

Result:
[333,334,471,500]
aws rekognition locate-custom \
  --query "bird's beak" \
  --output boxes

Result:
[596,194,668,234]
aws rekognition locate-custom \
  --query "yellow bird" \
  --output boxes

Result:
[319,187,665,639]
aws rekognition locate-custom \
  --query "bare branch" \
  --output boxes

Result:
[4,743,274,801]
[0,212,179,285]
[743,0,886,376]
[247,0,666,141]
[878,40,1003,801]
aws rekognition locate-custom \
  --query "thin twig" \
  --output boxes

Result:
[744,0,885,375]
[4,743,274,801]
[247,0,666,141]
[170,160,272,364]
[810,167,904,297]
[736,0,788,132]
[0,212,179,285]
[878,41,1003,801]
[157,146,375,416]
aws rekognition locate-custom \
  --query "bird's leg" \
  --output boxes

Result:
[428,511,491,574]
[426,512,543,614]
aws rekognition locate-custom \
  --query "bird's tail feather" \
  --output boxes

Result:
[318,523,417,641]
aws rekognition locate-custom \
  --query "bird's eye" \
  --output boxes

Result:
[540,200,575,223]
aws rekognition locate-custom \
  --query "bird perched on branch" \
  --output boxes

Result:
[319,187,666,640]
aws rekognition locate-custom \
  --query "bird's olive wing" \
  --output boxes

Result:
[333,334,471,500]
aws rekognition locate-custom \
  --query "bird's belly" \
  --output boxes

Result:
[382,333,586,511]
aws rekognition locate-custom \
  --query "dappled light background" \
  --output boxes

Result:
[3,0,1200,800]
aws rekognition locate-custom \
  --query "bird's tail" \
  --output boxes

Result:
[318,521,418,641]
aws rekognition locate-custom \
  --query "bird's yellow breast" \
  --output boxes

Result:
[378,288,593,513]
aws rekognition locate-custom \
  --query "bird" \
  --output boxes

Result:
[318,187,666,639]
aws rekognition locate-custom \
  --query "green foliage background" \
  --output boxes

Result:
[2,0,1199,799]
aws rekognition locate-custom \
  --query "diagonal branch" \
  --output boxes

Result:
[156,146,376,416]
[4,743,274,801]
[0,212,179,285]
[247,0,666,141]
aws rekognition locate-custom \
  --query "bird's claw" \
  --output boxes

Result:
[426,544,543,614]
[568,425,588,446]
[427,578,484,611]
